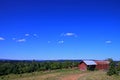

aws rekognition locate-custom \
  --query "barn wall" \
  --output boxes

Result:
[95,61,110,70]
[96,64,109,70]
[78,62,87,71]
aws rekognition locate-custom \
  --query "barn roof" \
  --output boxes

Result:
[94,60,110,64]
[83,60,97,65]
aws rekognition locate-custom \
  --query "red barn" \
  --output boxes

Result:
[78,60,97,71]
[78,60,110,71]
[95,60,110,70]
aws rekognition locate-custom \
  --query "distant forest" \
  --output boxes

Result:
[0,60,80,76]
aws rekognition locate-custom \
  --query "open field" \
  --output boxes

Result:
[0,69,120,80]
[78,71,120,80]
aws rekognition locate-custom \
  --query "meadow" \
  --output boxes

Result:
[0,69,120,80]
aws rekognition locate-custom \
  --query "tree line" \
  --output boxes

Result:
[0,60,79,76]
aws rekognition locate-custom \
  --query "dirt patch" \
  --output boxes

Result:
[60,73,87,80]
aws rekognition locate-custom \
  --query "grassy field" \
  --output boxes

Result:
[78,71,120,80]
[0,69,120,80]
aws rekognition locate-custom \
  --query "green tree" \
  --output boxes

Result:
[117,62,120,72]
[107,60,118,76]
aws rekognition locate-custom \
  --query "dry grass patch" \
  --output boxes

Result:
[78,71,120,80]
[1,69,118,80]
[0,69,82,80]
[15,73,60,80]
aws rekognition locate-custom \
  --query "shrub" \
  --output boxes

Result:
[107,60,118,76]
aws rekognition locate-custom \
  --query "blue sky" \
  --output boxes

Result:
[0,0,120,60]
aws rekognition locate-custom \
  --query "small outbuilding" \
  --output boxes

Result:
[78,60,97,71]
[78,60,110,71]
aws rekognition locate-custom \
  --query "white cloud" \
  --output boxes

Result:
[58,40,64,44]
[17,39,26,42]
[0,37,5,41]
[106,40,112,44]
[61,32,77,37]
[33,34,39,38]
[25,34,30,36]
